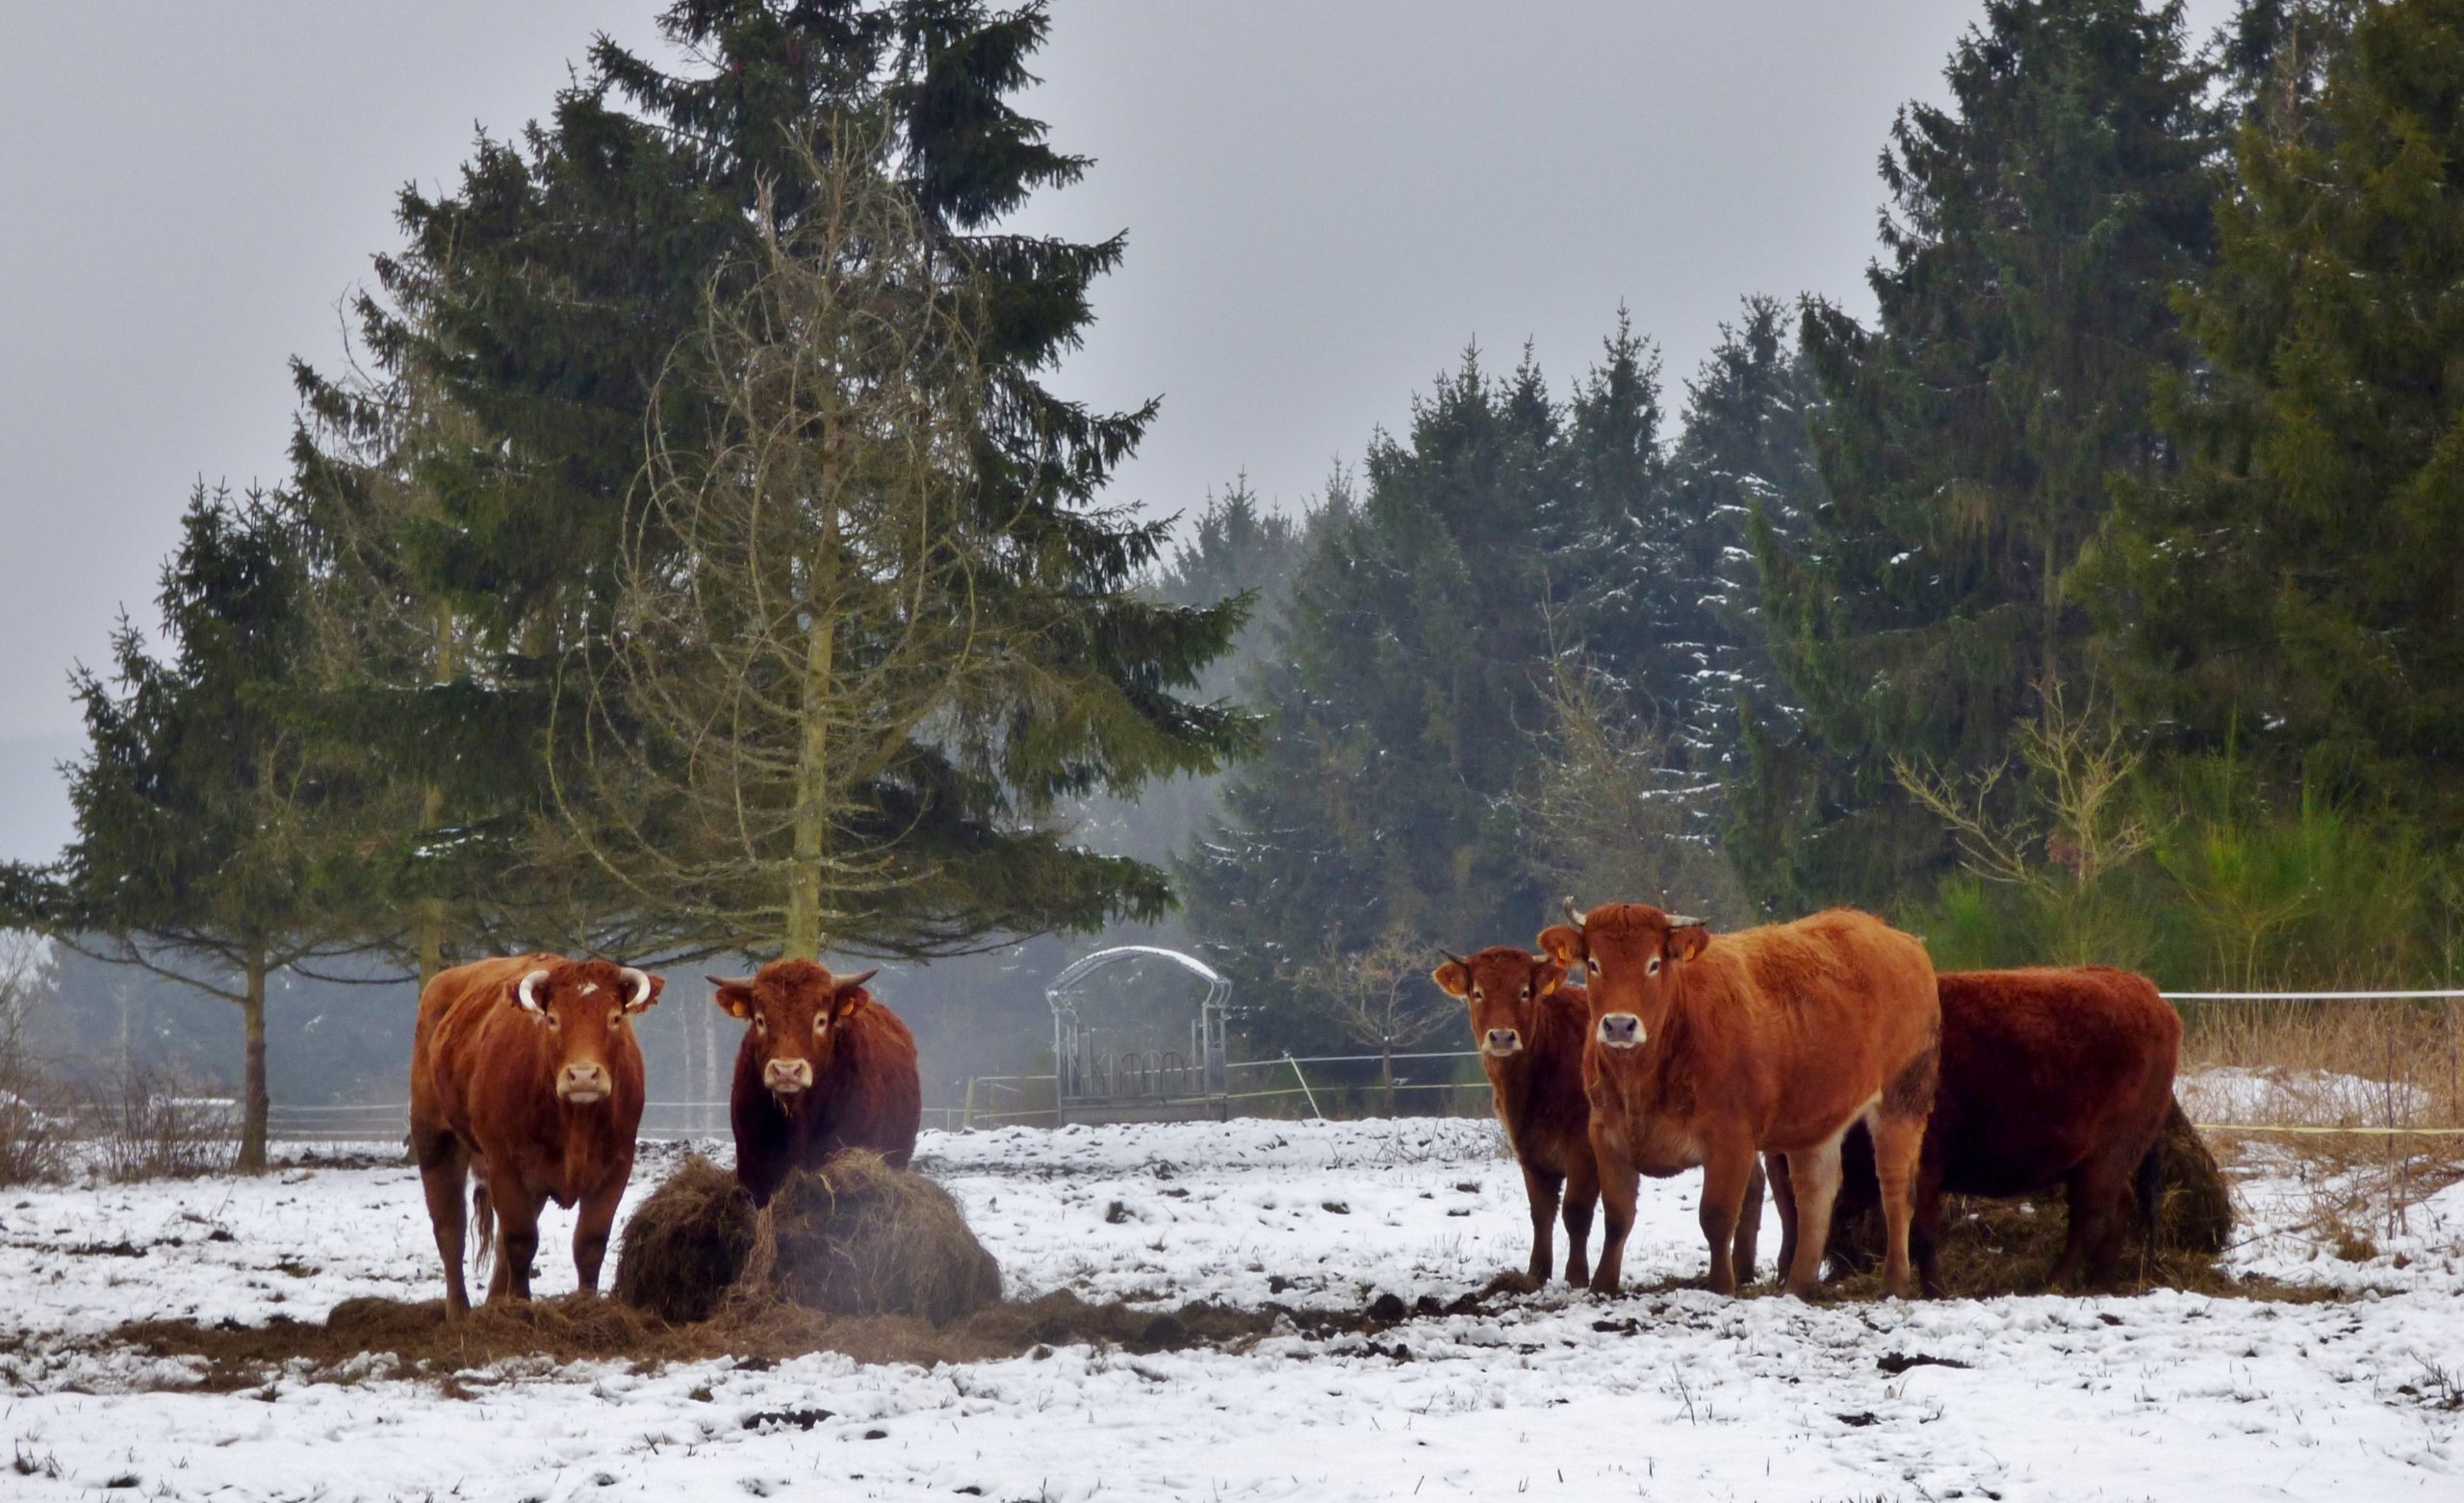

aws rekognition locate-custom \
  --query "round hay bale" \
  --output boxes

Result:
[615,1154,758,1323]
[749,1150,1002,1325]
[2153,1099,2233,1256]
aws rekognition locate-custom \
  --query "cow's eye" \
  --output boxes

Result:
[547,1013,561,1029]
[813,1016,830,1035]
[1519,986,1531,1001]
[1470,988,1483,1004]
[608,1010,621,1029]
[1646,956,1662,977]
[753,1015,768,1032]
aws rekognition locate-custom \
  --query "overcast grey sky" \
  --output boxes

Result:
[0,0,2235,859]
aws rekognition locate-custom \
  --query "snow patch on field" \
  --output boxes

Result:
[0,1116,2458,1501]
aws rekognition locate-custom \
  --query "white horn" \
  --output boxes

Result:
[620,966,655,1010]
[516,968,551,1014]
[1563,895,1588,929]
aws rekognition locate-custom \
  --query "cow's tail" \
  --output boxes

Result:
[470,1181,497,1280]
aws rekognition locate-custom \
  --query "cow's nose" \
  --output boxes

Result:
[1483,1029,1522,1057]
[764,1058,813,1093]
[1597,1013,1645,1050]
[558,1063,609,1101]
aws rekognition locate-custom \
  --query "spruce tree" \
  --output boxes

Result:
[1183,349,1570,1050]
[1758,0,2220,907]
[296,0,1249,958]
[2091,0,2464,828]
[0,490,382,1171]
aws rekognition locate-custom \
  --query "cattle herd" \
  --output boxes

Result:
[1441,900,2185,1301]
[404,896,2183,1318]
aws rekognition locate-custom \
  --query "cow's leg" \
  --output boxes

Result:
[1588,1131,1640,1298]
[1869,1108,1926,1300]
[414,1127,472,1318]
[1782,1127,1848,1297]
[1560,1148,1600,1287]
[1732,1156,1767,1286]
[1765,1151,1799,1285]
[1520,1164,1563,1284]
[487,1178,544,1304]
[1698,1140,1758,1296]
[573,1172,628,1296]
[1912,1159,1948,1299]
[2054,1159,2131,1289]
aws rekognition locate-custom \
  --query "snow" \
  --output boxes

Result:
[0,1116,2457,1501]
[2178,1066,2434,1127]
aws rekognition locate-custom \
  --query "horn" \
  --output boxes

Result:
[705,974,753,990]
[836,967,881,991]
[1437,949,1468,968]
[515,968,551,1013]
[1562,896,1587,929]
[620,967,654,1008]
[1664,913,1707,930]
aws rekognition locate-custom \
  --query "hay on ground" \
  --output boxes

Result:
[614,1149,1001,1327]
[613,1154,757,1323]
[748,1149,1003,1324]
[2153,1100,2233,1256]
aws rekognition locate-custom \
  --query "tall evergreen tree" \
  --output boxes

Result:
[1668,294,1825,767]
[0,490,382,1170]
[1183,348,1578,1049]
[2091,0,2464,830]
[1757,0,2220,907]
[296,0,1249,958]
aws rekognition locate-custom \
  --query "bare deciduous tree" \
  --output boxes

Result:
[558,129,1018,961]
[1291,930,1458,1116]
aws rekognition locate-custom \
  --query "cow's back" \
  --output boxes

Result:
[827,1002,922,1167]
[1716,909,1938,1146]
[1930,967,2179,1194]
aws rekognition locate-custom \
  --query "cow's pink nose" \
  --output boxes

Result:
[558,1063,609,1100]
[765,1059,813,1093]
[1483,1029,1522,1056]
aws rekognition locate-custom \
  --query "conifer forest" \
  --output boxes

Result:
[5,0,2462,1136]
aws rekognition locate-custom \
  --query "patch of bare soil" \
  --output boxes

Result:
[99,1273,1545,1392]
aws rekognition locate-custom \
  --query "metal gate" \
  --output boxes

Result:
[1045,945,1231,1125]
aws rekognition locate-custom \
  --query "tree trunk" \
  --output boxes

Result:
[238,946,270,1174]
[1382,1038,1396,1119]
[417,602,454,991]
[784,523,839,962]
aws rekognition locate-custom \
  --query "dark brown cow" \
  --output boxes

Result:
[1433,946,1601,1284]
[1770,965,2183,1295]
[409,954,662,1315]
[1541,902,1938,1299]
[713,957,921,1205]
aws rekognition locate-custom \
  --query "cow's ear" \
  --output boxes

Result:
[1533,960,1567,997]
[707,977,755,1020]
[1668,925,1710,962]
[1536,925,1585,968]
[1430,959,1470,998]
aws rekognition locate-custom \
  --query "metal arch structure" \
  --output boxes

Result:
[1046,945,1232,1123]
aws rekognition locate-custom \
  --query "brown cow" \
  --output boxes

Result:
[1434,944,1768,1286]
[409,954,662,1315]
[1433,946,1601,1285]
[1770,965,2183,1295]
[1541,902,1938,1299]
[712,957,921,1206]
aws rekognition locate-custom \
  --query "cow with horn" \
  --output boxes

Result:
[1540,899,1939,1299]
[711,957,922,1206]
[410,954,664,1315]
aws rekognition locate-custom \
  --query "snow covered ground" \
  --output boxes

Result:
[1,1114,2459,1502]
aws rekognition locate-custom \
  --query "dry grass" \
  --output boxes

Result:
[2180,999,2464,1248]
